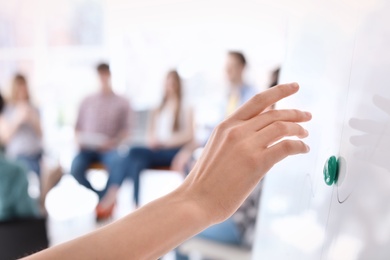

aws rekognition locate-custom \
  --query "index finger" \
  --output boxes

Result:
[231,83,299,121]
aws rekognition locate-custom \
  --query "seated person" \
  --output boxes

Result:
[174,52,266,259]
[0,91,39,221]
[126,70,194,207]
[0,74,43,176]
[70,63,132,219]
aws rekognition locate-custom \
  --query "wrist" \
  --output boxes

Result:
[174,180,220,227]
[170,186,213,230]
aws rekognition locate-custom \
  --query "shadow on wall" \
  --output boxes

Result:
[349,95,390,173]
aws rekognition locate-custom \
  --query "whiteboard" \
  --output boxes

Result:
[252,0,390,259]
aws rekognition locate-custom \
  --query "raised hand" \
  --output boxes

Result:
[180,82,312,224]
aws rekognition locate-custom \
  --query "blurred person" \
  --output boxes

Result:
[0,91,39,220]
[0,76,63,216]
[224,51,257,116]
[25,83,311,260]
[0,74,43,176]
[126,70,194,207]
[175,61,282,260]
[172,51,256,175]
[70,63,132,219]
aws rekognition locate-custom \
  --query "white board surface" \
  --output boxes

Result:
[253,0,390,259]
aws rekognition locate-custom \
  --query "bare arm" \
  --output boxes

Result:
[26,190,208,260]
[25,83,311,260]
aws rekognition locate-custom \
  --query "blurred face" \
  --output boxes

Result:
[165,74,179,99]
[14,81,29,102]
[98,70,111,88]
[225,55,245,85]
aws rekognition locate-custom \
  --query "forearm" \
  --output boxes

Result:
[26,188,209,260]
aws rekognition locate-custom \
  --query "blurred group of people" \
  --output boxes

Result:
[70,64,194,219]
[0,51,279,256]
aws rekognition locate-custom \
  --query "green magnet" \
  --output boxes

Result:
[323,156,339,186]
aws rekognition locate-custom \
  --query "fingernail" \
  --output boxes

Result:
[306,144,310,152]
[305,111,312,117]
[291,82,299,89]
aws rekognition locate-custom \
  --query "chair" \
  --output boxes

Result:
[0,218,48,260]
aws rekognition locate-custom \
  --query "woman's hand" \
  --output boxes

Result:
[180,83,312,224]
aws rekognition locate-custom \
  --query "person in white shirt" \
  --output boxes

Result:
[126,70,194,207]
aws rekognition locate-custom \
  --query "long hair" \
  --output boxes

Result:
[11,74,30,104]
[159,70,182,132]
